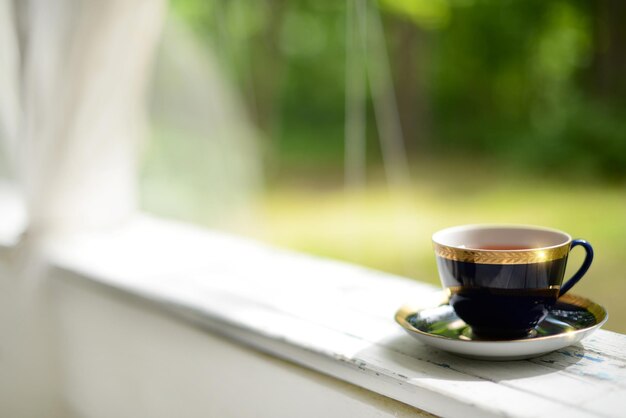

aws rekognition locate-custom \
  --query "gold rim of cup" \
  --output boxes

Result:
[432,242,571,265]
[432,224,573,265]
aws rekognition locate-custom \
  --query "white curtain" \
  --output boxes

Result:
[0,1,165,416]
[0,0,165,237]
[0,0,20,177]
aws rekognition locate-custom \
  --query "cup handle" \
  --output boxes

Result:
[559,239,594,296]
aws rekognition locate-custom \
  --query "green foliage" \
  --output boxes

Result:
[428,0,626,177]
[378,0,451,29]
[169,0,626,178]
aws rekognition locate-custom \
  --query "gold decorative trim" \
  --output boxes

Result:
[433,243,570,265]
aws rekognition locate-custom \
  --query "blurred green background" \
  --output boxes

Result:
[141,0,626,332]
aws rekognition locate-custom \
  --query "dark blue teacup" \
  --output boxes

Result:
[433,225,593,339]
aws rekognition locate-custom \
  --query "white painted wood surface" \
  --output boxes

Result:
[48,269,430,418]
[45,216,626,418]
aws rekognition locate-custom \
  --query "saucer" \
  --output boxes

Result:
[395,292,608,361]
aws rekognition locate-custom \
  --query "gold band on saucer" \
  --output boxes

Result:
[433,243,570,265]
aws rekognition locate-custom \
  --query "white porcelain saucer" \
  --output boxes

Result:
[395,292,608,361]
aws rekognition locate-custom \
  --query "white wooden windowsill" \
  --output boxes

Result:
[24,214,623,418]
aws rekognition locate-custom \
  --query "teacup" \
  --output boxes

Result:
[432,224,593,339]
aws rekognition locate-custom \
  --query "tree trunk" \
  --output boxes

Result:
[588,0,626,105]
[388,17,432,155]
